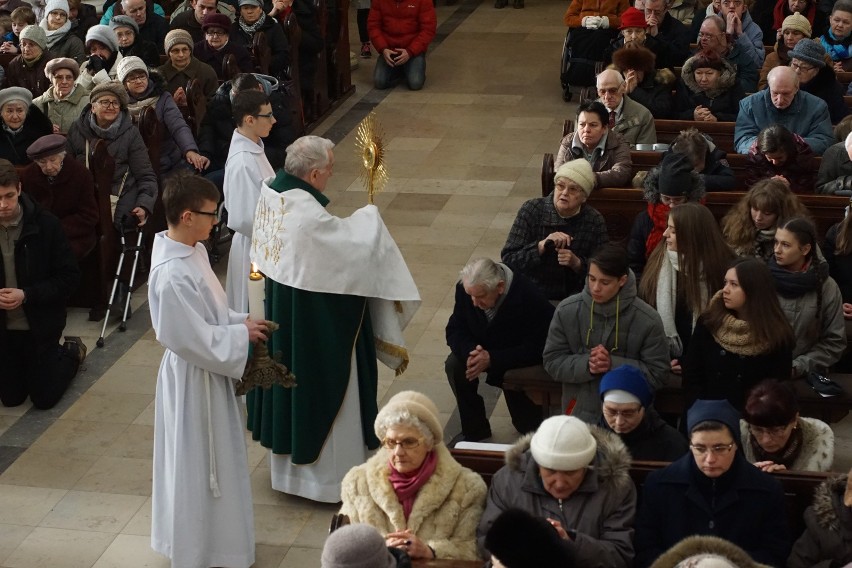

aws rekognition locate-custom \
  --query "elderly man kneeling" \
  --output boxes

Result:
[477,415,636,567]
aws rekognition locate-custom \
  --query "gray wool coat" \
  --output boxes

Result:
[476,426,637,568]
[66,106,158,227]
[543,270,670,423]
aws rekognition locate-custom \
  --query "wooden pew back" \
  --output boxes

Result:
[655,119,737,154]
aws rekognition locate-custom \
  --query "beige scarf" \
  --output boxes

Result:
[711,294,769,356]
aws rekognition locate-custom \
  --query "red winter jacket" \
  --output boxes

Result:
[367,0,437,57]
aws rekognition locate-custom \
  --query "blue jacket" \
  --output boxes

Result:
[634,452,791,567]
[735,89,834,155]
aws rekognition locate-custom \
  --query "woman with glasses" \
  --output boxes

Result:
[33,57,88,134]
[639,202,734,375]
[683,257,793,410]
[634,399,792,568]
[792,39,850,124]
[0,86,53,165]
[66,80,157,229]
[193,13,253,81]
[339,391,486,561]
[116,56,208,175]
[759,11,811,89]
[229,0,290,80]
[38,0,83,62]
[478,414,636,567]
[740,379,834,472]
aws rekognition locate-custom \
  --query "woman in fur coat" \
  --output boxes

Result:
[339,391,486,562]
[787,467,852,568]
[676,50,744,122]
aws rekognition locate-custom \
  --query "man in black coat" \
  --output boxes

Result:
[644,0,692,68]
[118,0,169,54]
[0,159,83,410]
[445,257,555,442]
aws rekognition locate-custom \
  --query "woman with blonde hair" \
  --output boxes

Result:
[639,202,734,373]
[721,178,810,262]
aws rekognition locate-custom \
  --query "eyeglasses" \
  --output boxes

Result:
[554,182,583,194]
[96,100,121,109]
[205,30,227,37]
[690,442,735,455]
[748,424,790,438]
[790,61,815,72]
[381,437,422,450]
[602,406,642,419]
[125,74,147,83]
[191,209,220,221]
[253,112,274,119]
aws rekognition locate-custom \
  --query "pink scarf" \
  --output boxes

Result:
[388,450,438,521]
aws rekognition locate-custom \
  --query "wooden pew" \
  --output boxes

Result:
[655,119,736,154]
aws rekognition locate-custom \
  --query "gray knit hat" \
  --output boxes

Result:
[89,80,129,109]
[321,524,396,568]
[20,25,47,50]
[0,87,33,110]
[86,24,119,53]
[116,55,148,83]
[789,38,828,68]
[164,28,193,54]
[44,57,79,79]
[110,14,139,35]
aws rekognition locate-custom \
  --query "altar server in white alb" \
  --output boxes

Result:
[148,171,268,568]
[223,89,276,312]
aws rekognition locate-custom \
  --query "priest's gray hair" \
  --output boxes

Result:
[374,411,435,450]
[459,258,503,291]
[284,135,335,179]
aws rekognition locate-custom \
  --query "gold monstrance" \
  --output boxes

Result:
[355,112,388,204]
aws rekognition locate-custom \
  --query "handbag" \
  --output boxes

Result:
[805,372,845,397]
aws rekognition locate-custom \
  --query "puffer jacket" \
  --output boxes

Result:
[367,0,436,57]
[339,443,486,561]
[0,105,53,165]
[787,474,852,568]
[542,270,670,423]
[66,106,158,228]
[563,0,631,27]
[476,426,636,568]
[126,71,198,174]
[554,129,632,188]
[676,56,744,122]
[33,84,90,134]
[739,416,834,472]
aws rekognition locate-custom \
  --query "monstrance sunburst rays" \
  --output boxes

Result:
[355,112,388,204]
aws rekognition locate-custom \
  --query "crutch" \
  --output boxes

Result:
[119,230,145,332]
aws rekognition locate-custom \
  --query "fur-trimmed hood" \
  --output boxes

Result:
[649,535,772,568]
[642,162,706,204]
[505,424,633,492]
[810,474,850,533]
[681,55,738,98]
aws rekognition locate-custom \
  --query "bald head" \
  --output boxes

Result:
[596,69,625,111]
[767,66,800,110]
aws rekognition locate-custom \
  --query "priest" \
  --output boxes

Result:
[247,135,420,503]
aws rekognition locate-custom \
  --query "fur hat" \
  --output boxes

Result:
[202,12,232,32]
[20,25,47,50]
[782,11,812,37]
[321,524,397,568]
[164,28,193,54]
[554,159,596,196]
[89,80,129,109]
[0,87,32,110]
[27,134,67,160]
[484,509,573,568]
[789,38,827,68]
[85,24,119,53]
[44,57,79,79]
[649,535,771,568]
[687,399,741,442]
[116,55,148,82]
[45,0,69,16]
[687,49,725,71]
[530,416,597,471]
[110,14,139,35]
[374,390,443,442]
[619,7,647,29]
[600,365,653,408]
[612,45,656,74]
[658,152,696,196]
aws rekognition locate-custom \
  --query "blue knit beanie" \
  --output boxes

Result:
[599,365,653,408]
[687,399,741,441]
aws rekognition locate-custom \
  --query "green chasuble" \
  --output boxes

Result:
[245,171,381,464]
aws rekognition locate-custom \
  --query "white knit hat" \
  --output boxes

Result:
[554,159,596,196]
[116,56,148,83]
[530,416,597,471]
[44,0,70,16]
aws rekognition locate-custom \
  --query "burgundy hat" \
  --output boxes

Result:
[620,7,647,30]
[202,12,232,32]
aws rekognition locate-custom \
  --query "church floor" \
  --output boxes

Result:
[0,1,850,566]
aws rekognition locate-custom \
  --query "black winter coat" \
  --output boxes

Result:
[229,16,290,79]
[0,106,54,165]
[701,145,736,191]
[598,406,689,462]
[119,38,161,68]
[801,66,850,125]
[630,72,674,119]
[193,38,254,80]
[137,13,169,54]
[634,453,792,568]
[824,222,852,303]
[445,270,555,386]
[0,193,79,346]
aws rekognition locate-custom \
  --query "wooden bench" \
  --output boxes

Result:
[449,448,835,539]
[655,119,736,153]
